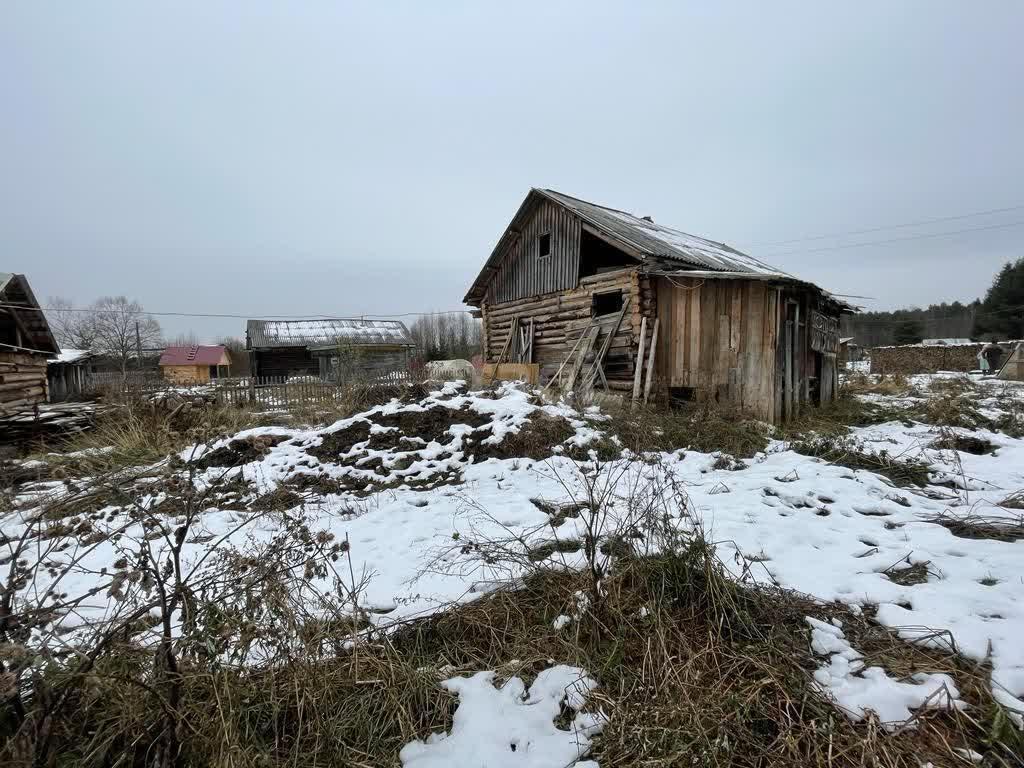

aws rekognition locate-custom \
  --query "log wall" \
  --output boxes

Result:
[482,267,657,389]
[0,351,49,414]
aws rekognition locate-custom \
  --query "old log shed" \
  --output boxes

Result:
[246,318,416,380]
[464,188,855,424]
[0,273,60,416]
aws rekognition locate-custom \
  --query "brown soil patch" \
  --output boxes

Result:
[308,421,374,461]
[374,405,491,446]
[466,413,576,462]
[193,434,290,470]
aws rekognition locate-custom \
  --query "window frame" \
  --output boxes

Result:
[537,232,551,259]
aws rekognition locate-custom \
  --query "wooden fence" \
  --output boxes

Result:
[214,376,340,409]
[80,370,413,410]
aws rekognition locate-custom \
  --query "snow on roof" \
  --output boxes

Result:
[49,349,92,365]
[543,190,789,276]
[464,188,845,306]
[922,338,973,346]
[159,345,229,366]
[247,318,414,349]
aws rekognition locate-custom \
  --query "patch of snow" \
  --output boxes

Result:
[806,617,964,728]
[400,665,604,767]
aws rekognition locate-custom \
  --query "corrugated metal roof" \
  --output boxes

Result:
[159,345,229,366]
[539,190,789,276]
[247,319,414,349]
[464,189,824,305]
[49,348,94,365]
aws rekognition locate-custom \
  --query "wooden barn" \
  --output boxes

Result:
[159,345,232,384]
[246,319,415,380]
[464,189,854,423]
[0,273,60,414]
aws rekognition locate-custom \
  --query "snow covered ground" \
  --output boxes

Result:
[4,374,1024,745]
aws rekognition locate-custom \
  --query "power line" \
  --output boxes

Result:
[2,304,473,320]
[747,203,1024,248]
[759,219,1024,259]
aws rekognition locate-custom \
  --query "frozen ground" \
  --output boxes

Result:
[4,374,1024,745]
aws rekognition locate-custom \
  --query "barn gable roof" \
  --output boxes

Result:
[0,272,60,356]
[464,188,807,305]
[247,318,414,349]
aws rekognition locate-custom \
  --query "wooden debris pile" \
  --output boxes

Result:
[148,389,220,420]
[0,401,105,444]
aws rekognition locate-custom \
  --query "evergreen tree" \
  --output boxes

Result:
[974,258,1024,340]
[892,318,924,345]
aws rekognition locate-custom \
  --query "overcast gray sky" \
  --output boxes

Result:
[2,2,1022,340]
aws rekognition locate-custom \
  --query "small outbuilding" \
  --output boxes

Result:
[47,349,95,401]
[159,345,232,385]
[246,318,415,380]
[464,189,855,423]
[0,272,60,413]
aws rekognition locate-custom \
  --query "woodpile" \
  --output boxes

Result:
[870,342,1017,375]
[0,352,49,414]
[0,401,105,444]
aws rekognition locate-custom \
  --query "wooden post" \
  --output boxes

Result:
[793,302,801,418]
[631,316,647,405]
[784,310,793,422]
[643,318,660,405]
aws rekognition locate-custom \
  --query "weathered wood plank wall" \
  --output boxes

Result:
[485,199,582,305]
[654,277,781,422]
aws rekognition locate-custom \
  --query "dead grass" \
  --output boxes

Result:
[928,512,1024,543]
[998,490,1024,510]
[842,372,918,398]
[601,401,772,458]
[791,435,932,488]
[14,536,1016,767]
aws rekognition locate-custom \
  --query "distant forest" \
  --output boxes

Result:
[840,257,1024,346]
[840,302,979,347]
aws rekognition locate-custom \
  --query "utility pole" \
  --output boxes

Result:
[136,321,142,370]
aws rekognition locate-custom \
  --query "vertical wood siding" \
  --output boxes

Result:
[486,200,582,304]
[655,277,781,422]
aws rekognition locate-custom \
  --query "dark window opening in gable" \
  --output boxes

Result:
[578,228,636,279]
[538,233,551,258]
[592,291,624,317]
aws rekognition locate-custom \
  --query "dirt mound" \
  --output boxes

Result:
[308,421,374,461]
[464,413,577,462]
[374,405,491,445]
[193,434,290,469]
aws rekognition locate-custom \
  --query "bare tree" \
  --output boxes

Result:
[45,296,98,351]
[218,336,251,376]
[88,296,163,377]
[409,312,482,361]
